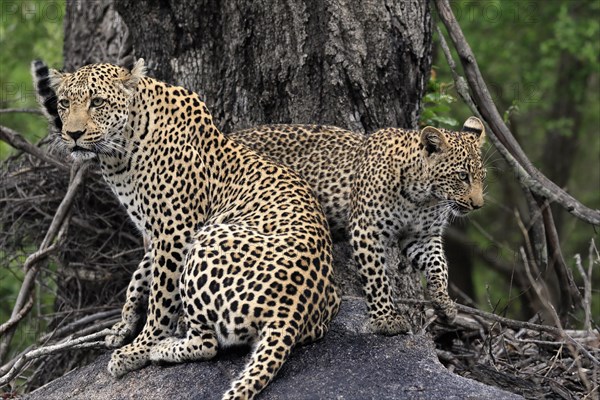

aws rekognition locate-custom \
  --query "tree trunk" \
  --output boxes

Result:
[115,0,432,133]
[63,0,130,70]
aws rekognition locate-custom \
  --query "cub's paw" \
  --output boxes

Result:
[369,310,411,336]
[107,344,150,378]
[433,298,457,323]
[105,320,136,349]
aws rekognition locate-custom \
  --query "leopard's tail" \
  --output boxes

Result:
[30,60,62,132]
[222,321,295,400]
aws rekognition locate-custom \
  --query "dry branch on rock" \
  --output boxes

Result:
[398,296,599,399]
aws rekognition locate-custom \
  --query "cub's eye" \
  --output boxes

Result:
[458,171,469,182]
[58,99,70,108]
[90,98,105,107]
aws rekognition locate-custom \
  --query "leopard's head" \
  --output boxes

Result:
[49,59,146,160]
[421,117,486,215]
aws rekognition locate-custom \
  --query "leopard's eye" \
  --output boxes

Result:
[458,171,469,182]
[90,97,105,107]
[58,99,70,108]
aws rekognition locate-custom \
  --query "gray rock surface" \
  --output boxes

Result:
[27,298,521,400]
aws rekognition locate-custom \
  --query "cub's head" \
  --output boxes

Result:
[421,117,486,215]
[49,59,146,160]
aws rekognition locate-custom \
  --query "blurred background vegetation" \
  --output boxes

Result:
[0,0,598,369]
[0,0,64,157]
[432,0,599,322]
[0,0,65,356]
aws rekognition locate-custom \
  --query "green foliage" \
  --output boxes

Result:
[0,0,65,158]
[420,70,459,128]
[548,2,600,66]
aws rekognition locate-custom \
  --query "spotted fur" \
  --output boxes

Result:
[230,120,486,334]
[36,60,340,400]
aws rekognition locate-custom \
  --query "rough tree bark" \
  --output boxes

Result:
[62,1,130,69]
[114,0,432,133]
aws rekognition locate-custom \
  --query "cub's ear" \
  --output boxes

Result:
[462,116,486,146]
[421,126,448,156]
[120,58,146,91]
[48,69,70,91]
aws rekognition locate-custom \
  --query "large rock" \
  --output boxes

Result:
[27,298,521,400]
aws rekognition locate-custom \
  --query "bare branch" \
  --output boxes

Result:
[0,329,109,388]
[0,125,68,171]
[575,239,598,332]
[0,108,43,115]
[398,296,599,359]
[520,248,599,380]
[0,294,34,337]
[434,0,600,226]
[40,310,120,342]
[0,162,91,361]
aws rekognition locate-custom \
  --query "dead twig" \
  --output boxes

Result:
[40,309,120,342]
[399,277,599,398]
[0,329,109,389]
[0,162,90,362]
[0,125,68,171]
[397,298,561,337]
[575,239,598,333]
[0,294,34,337]
[0,108,43,114]
[521,248,597,393]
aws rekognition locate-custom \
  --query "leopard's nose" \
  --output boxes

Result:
[67,130,85,142]
[471,197,484,210]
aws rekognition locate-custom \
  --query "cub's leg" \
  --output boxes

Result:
[403,234,457,322]
[349,217,410,335]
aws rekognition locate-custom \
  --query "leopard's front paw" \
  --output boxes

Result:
[369,310,411,336]
[149,337,182,363]
[433,297,457,323]
[107,344,150,378]
[105,320,137,349]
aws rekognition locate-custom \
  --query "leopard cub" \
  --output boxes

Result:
[231,118,486,334]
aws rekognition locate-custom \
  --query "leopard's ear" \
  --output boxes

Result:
[120,58,146,91]
[48,69,70,91]
[462,116,486,146]
[421,126,448,156]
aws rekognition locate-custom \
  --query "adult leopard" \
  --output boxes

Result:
[36,59,340,400]
[230,120,486,334]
